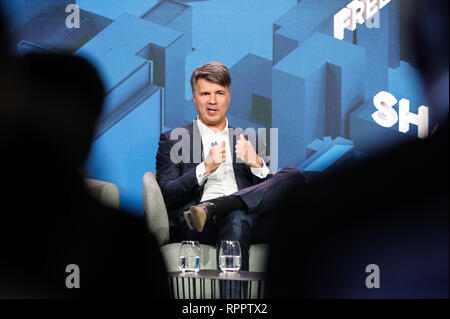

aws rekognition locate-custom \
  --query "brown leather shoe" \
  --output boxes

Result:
[183,210,194,230]
[189,202,216,232]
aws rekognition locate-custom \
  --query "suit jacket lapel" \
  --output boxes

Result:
[229,124,247,190]
[228,124,236,166]
[192,119,204,163]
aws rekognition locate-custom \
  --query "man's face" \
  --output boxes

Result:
[193,78,230,130]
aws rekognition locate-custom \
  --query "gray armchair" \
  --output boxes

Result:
[143,172,269,273]
[85,178,120,209]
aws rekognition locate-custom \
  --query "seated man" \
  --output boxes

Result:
[156,62,305,276]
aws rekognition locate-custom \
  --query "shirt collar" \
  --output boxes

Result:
[196,116,229,137]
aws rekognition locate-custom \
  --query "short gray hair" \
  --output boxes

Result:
[190,62,231,94]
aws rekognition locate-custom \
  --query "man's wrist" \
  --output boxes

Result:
[250,157,270,178]
[204,161,213,174]
[249,156,263,168]
[196,162,211,185]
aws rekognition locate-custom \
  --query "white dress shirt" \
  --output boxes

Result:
[195,117,271,202]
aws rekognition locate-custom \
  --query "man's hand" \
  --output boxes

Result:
[204,141,226,174]
[235,134,263,168]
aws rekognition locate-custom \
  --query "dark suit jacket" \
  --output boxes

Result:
[156,120,271,239]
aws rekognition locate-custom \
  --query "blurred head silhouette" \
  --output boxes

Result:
[411,0,449,122]
[0,7,10,69]
[0,50,107,227]
[1,2,105,173]
[18,53,105,169]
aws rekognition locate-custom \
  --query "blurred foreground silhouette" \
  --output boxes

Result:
[266,0,448,298]
[0,9,169,298]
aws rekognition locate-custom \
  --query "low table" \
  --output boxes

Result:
[168,270,266,299]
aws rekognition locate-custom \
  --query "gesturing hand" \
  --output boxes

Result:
[235,134,263,168]
[204,141,226,174]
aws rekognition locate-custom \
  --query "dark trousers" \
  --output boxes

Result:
[173,166,305,297]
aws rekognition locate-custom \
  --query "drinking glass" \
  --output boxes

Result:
[219,240,241,272]
[179,240,200,272]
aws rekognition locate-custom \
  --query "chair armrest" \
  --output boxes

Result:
[85,178,120,209]
[143,172,170,247]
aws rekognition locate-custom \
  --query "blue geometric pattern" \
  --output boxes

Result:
[273,31,365,167]
[2,0,429,214]
[300,136,354,172]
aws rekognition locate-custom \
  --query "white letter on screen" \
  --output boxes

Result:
[347,0,365,31]
[334,7,352,40]
[371,91,398,127]
[362,0,379,19]
[377,0,391,10]
[398,99,429,139]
